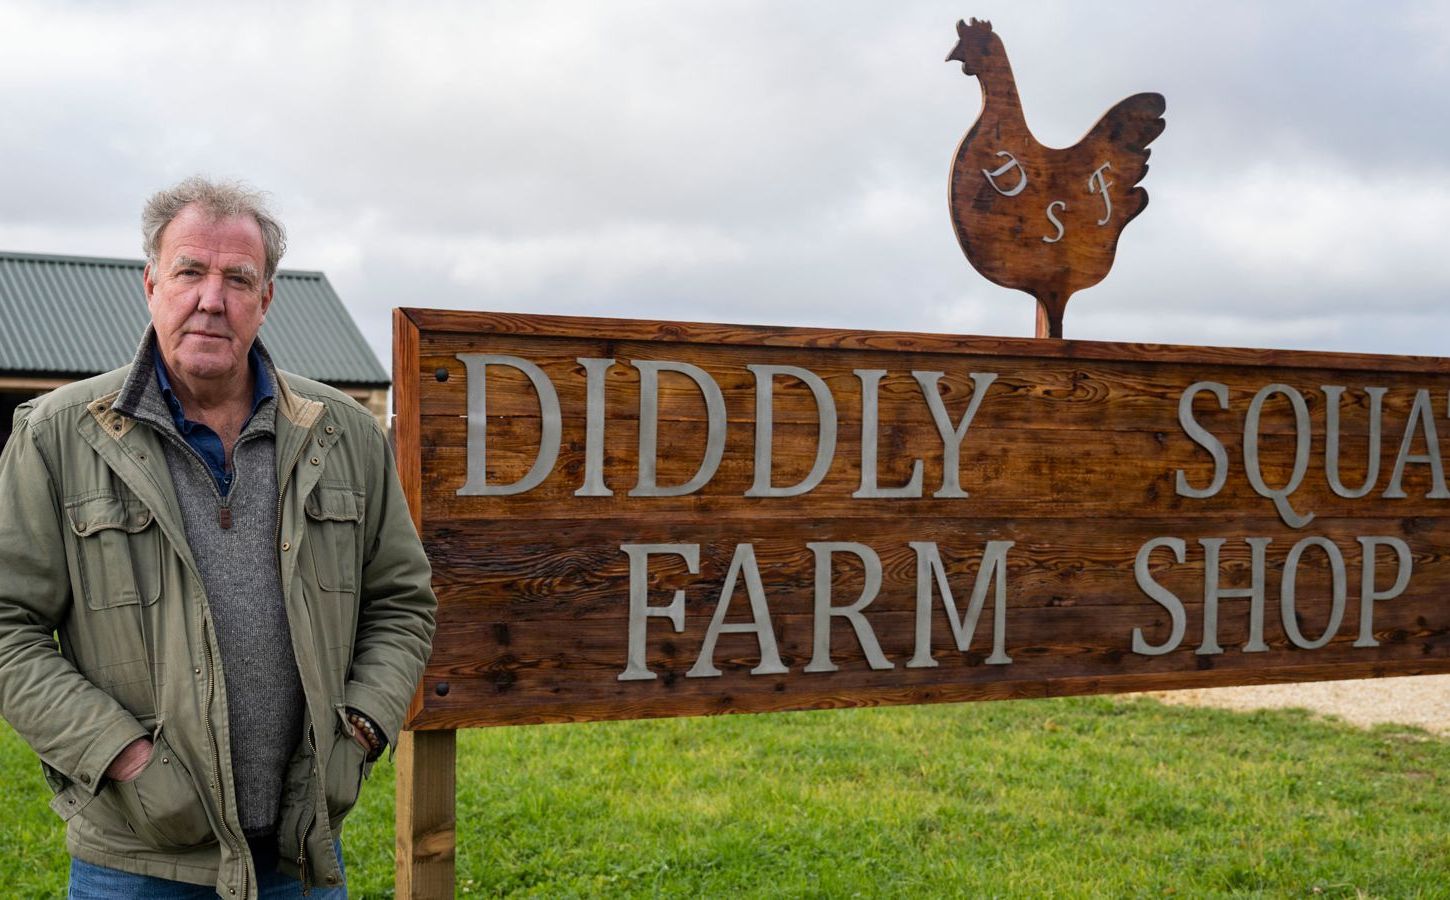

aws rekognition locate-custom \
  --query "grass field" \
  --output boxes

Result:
[5,696,1450,898]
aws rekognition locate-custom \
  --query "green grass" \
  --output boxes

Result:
[6,697,1450,897]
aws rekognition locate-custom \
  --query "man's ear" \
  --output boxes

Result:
[260,280,275,319]
[142,262,156,304]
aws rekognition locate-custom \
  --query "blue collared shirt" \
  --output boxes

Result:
[155,345,275,496]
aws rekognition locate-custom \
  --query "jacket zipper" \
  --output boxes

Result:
[203,624,249,900]
[297,722,319,894]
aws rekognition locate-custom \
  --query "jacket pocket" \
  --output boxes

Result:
[66,494,161,610]
[303,485,364,593]
[323,725,371,822]
[111,730,212,851]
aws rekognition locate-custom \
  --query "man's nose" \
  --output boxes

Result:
[196,274,226,313]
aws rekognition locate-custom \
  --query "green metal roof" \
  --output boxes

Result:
[0,250,388,387]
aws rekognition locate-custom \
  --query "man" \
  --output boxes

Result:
[0,177,437,898]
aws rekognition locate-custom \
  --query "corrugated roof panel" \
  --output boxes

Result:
[0,251,388,386]
[263,275,392,386]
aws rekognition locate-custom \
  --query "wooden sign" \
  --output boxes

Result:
[946,18,1165,338]
[394,308,1450,731]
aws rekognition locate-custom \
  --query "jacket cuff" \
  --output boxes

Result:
[342,682,398,750]
[77,715,149,796]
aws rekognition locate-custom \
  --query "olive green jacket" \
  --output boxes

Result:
[0,358,437,898]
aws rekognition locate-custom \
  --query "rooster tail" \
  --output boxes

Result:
[1081,92,1165,192]
[1125,94,1167,152]
[1091,92,1165,149]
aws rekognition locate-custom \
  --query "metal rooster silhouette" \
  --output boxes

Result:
[946,18,1165,338]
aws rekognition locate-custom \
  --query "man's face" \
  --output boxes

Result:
[143,204,274,389]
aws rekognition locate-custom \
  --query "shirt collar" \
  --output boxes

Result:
[155,343,275,426]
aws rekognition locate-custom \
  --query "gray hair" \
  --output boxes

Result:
[141,176,287,283]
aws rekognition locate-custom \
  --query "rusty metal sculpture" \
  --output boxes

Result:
[946,18,1165,338]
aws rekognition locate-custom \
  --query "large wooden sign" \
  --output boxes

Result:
[394,308,1450,731]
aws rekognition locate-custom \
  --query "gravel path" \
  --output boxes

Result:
[1147,675,1450,735]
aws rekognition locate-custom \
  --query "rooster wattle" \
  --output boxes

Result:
[946,18,1165,338]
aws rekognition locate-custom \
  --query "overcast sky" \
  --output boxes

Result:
[2,1,1447,366]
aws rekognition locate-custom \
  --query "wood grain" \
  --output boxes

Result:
[421,516,1450,615]
[393,309,428,729]
[394,729,455,900]
[407,660,1450,729]
[392,309,423,532]
[399,308,1450,374]
[416,418,1449,522]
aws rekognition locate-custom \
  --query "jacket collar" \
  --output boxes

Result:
[113,326,322,431]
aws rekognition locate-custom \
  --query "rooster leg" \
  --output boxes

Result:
[1034,290,1069,339]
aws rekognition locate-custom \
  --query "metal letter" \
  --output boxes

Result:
[913,371,997,499]
[686,544,789,678]
[852,370,924,498]
[618,544,698,681]
[1384,389,1450,499]
[1244,384,1315,528]
[1198,537,1272,655]
[981,150,1027,197]
[629,360,727,497]
[1281,537,1347,650]
[456,354,561,496]
[803,542,893,673]
[907,541,1013,668]
[1175,381,1230,499]
[1132,537,1187,656]
[1353,536,1413,648]
[1323,386,1386,499]
[575,358,615,497]
[1088,162,1113,225]
[746,364,838,498]
[1042,201,1067,244]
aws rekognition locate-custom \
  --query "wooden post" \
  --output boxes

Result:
[395,728,457,900]
[393,309,458,897]
[1034,295,1065,339]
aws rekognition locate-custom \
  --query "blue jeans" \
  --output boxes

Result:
[68,837,347,899]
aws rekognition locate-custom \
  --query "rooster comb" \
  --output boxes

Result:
[957,17,993,35]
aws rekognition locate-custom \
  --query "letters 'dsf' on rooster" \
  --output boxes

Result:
[946,18,1165,339]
